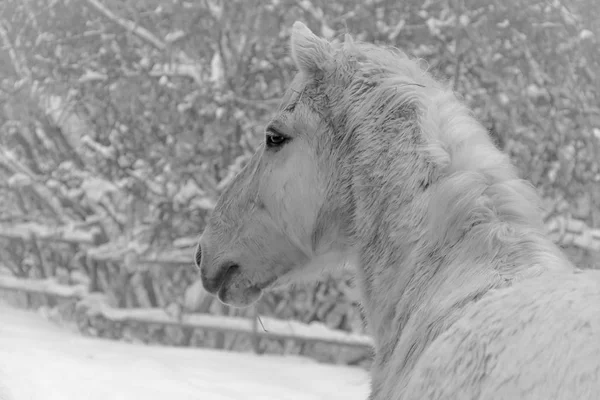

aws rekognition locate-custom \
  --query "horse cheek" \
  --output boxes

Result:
[263,146,324,253]
[287,151,326,249]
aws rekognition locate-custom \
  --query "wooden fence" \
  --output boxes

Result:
[1,214,599,357]
[0,221,374,355]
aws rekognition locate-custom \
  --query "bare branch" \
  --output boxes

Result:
[83,0,202,84]
[0,20,31,80]
[83,0,166,51]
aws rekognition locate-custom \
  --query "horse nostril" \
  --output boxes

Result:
[224,264,239,280]
[221,263,239,286]
[202,262,239,294]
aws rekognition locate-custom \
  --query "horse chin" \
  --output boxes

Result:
[217,285,263,308]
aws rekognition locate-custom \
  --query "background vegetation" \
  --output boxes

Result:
[1,0,599,366]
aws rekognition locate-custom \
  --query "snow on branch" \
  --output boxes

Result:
[0,222,101,245]
[148,63,202,85]
[546,215,600,252]
[84,0,202,84]
[0,153,67,222]
[0,21,31,79]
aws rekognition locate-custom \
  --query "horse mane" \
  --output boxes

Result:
[327,38,570,271]
[306,33,579,399]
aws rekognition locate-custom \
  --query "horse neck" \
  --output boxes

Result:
[346,131,573,393]
[353,188,572,391]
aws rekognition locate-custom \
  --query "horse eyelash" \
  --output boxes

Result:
[265,127,290,149]
[265,126,286,137]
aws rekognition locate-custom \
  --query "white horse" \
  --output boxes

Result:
[196,22,600,399]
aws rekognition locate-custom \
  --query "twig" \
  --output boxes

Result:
[83,0,166,51]
[84,0,206,84]
[257,314,268,332]
[22,0,40,32]
[0,21,31,80]
[388,19,406,42]
[81,135,115,159]
[0,148,67,222]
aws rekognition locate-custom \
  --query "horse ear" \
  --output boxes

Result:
[291,21,332,75]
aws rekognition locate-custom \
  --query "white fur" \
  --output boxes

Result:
[200,22,600,400]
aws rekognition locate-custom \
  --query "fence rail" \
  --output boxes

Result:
[0,275,87,298]
[0,274,373,351]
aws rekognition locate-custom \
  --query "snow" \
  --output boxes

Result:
[0,305,370,400]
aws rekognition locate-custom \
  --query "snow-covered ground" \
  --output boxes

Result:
[0,305,370,400]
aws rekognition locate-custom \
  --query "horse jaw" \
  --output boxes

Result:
[272,247,358,288]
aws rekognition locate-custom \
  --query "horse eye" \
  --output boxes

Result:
[265,129,289,149]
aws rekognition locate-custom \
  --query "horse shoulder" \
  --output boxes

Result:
[402,269,600,400]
